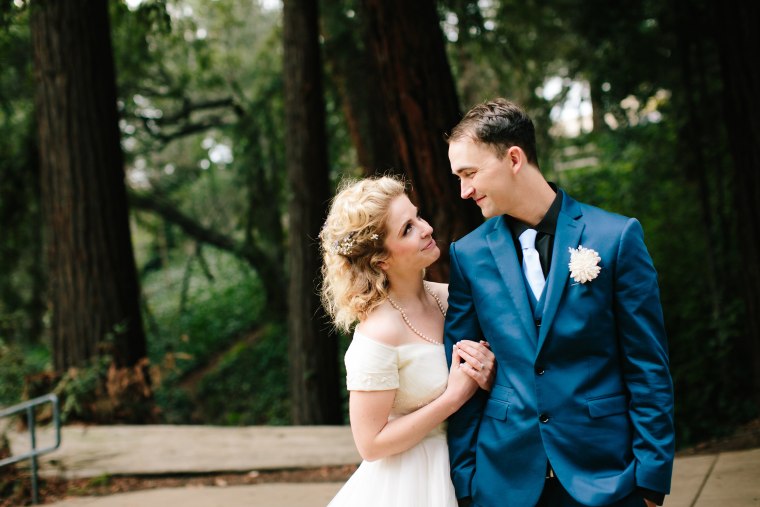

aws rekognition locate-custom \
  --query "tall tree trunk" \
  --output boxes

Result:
[321,3,397,174]
[714,0,760,404]
[30,0,147,370]
[589,77,607,133]
[283,0,341,424]
[360,0,482,280]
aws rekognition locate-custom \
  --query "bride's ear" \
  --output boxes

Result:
[376,260,389,270]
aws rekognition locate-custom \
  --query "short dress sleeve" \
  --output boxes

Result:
[345,331,399,391]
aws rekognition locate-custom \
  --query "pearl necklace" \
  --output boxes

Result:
[387,282,447,345]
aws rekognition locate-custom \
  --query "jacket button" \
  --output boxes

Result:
[535,366,545,375]
[535,318,542,327]
[539,413,550,423]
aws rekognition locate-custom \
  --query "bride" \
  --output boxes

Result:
[320,176,495,506]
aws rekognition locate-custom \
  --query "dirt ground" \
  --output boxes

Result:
[675,417,760,456]
[1,464,359,506]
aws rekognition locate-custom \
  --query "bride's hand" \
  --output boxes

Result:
[445,346,479,405]
[455,340,496,391]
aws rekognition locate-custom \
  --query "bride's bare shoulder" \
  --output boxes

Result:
[355,302,405,347]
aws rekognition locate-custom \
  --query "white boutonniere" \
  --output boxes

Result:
[568,246,602,284]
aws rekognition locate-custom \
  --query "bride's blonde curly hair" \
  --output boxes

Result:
[320,176,407,332]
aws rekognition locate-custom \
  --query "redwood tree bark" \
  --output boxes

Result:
[283,0,341,424]
[321,3,397,174]
[30,0,147,370]
[360,0,483,280]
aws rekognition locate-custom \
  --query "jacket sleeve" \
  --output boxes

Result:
[614,218,675,495]
[445,241,488,499]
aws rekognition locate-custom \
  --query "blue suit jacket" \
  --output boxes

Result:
[445,191,675,507]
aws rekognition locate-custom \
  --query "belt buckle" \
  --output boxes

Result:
[546,465,556,479]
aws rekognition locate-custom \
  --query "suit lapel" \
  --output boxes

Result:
[536,193,584,353]
[487,216,537,343]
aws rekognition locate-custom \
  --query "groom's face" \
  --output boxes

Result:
[449,137,515,218]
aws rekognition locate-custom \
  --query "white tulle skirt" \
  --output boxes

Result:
[327,431,458,507]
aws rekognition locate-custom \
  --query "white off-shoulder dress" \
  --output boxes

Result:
[327,330,457,507]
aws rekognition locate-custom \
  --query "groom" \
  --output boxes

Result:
[444,99,674,507]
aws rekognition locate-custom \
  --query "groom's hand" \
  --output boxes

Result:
[639,486,664,506]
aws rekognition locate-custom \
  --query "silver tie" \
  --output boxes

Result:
[519,228,546,301]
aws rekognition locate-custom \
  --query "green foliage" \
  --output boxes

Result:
[53,355,112,423]
[141,247,265,374]
[108,1,294,424]
[87,473,112,488]
[0,5,44,346]
[193,323,289,425]
[2,2,294,426]
[139,246,280,423]
[152,383,194,424]
[0,339,48,407]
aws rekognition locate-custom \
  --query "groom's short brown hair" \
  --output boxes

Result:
[448,98,539,167]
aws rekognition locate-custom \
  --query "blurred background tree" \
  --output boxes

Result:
[283,0,339,424]
[30,0,147,371]
[0,0,757,445]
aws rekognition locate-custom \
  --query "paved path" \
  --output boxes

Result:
[41,483,345,507]
[7,425,760,506]
[9,425,359,479]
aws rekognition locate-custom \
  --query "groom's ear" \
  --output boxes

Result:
[506,146,525,174]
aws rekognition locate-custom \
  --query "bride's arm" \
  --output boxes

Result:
[349,347,476,462]
[428,282,496,392]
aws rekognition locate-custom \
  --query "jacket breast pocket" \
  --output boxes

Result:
[484,385,513,421]
[587,393,628,418]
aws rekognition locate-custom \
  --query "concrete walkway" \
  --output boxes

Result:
[9,425,359,479]
[41,483,345,507]
[7,425,760,506]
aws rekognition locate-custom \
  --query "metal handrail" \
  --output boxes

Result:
[0,393,61,504]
